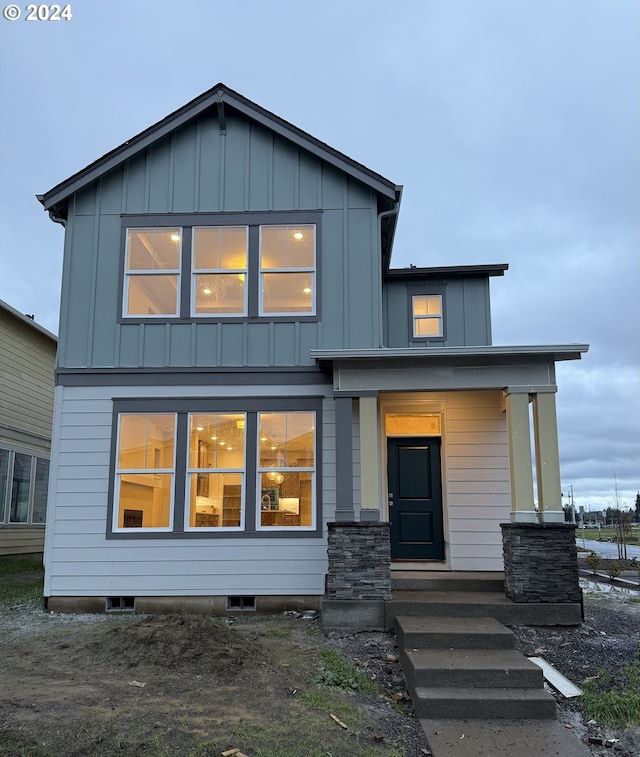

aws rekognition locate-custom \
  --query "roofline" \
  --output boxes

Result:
[310,344,589,362]
[385,263,509,279]
[0,300,58,342]
[40,83,401,212]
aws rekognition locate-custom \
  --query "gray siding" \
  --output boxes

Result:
[57,112,382,370]
[384,276,493,348]
[44,384,336,598]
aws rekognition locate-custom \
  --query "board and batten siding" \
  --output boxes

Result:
[383,277,493,348]
[57,111,381,371]
[44,384,335,598]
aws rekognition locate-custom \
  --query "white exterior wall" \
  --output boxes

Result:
[44,383,335,597]
[382,390,510,572]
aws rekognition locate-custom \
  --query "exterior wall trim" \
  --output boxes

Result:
[56,369,332,387]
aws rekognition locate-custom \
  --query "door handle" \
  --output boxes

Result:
[388,493,394,507]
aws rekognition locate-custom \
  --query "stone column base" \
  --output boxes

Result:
[501,522,580,603]
[326,522,391,601]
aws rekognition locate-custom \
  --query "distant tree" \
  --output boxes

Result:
[635,491,640,523]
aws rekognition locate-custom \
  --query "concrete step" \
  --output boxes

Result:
[387,590,582,626]
[391,570,505,592]
[396,615,515,650]
[421,719,592,756]
[403,647,544,689]
[413,686,556,720]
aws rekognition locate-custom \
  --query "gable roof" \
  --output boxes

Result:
[0,300,57,343]
[38,83,402,216]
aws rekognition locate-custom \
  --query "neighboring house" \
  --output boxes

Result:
[39,84,587,619]
[0,301,56,558]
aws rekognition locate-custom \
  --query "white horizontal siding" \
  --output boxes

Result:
[441,390,510,572]
[45,383,334,597]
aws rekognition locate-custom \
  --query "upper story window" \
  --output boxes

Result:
[412,294,443,339]
[121,214,318,320]
[124,229,182,317]
[260,225,315,315]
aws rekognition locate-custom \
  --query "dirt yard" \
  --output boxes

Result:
[1,564,639,757]
[0,569,426,757]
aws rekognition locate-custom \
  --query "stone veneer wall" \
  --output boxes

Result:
[326,522,391,600]
[501,523,581,603]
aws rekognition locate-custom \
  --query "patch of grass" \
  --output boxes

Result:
[263,624,293,639]
[299,688,363,723]
[582,654,640,726]
[0,579,43,611]
[314,649,380,696]
[0,558,43,575]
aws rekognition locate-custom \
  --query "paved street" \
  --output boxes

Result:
[576,536,640,559]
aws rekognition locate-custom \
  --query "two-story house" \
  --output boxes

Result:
[39,84,587,623]
[1,301,56,558]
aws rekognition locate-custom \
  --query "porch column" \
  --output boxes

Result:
[359,395,381,521]
[532,391,564,523]
[334,397,354,521]
[504,390,536,523]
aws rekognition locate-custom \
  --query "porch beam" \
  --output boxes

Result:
[504,391,537,523]
[532,392,564,523]
[359,396,382,515]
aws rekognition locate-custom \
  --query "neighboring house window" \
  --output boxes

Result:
[109,402,319,537]
[187,413,246,530]
[124,228,181,317]
[412,294,443,338]
[260,226,315,315]
[258,411,315,529]
[121,215,317,320]
[0,447,50,526]
[113,414,176,531]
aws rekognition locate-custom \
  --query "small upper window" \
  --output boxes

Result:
[412,294,443,338]
[124,228,181,317]
[192,227,248,316]
[260,225,315,315]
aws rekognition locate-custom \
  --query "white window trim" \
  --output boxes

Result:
[190,226,249,318]
[112,414,177,533]
[0,446,49,526]
[123,227,182,319]
[184,412,246,531]
[412,294,443,339]
[258,225,316,317]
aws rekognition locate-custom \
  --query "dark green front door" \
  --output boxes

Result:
[388,437,444,560]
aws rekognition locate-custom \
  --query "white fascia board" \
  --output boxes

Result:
[310,345,589,362]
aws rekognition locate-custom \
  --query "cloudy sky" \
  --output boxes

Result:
[1,0,638,513]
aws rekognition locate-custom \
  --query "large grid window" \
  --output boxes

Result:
[114,414,176,531]
[121,217,317,320]
[0,447,50,526]
[187,413,246,529]
[109,404,319,537]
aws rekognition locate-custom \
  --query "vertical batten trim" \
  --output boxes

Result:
[269,321,275,367]
[143,149,151,213]
[334,397,355,520]
[168,133,176,213]
[215,321,222,365]
[243,124,251,210]
[86,185,101,366]
[219,132,226,210]
[294,145,300,209]
[267,132,274,210]
[164,323,171,366]
[190,322,197,366]
[194,118,201,211]
[137,323,144,367]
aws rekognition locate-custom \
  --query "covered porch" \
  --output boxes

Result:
[312,344,588,628]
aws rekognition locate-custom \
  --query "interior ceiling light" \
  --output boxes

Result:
[303,287,311,294]
[196,426,204,431]
[170,233,180,242]
[293,231,304,240]
[210,435,217,440]
[203,288,212,295]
